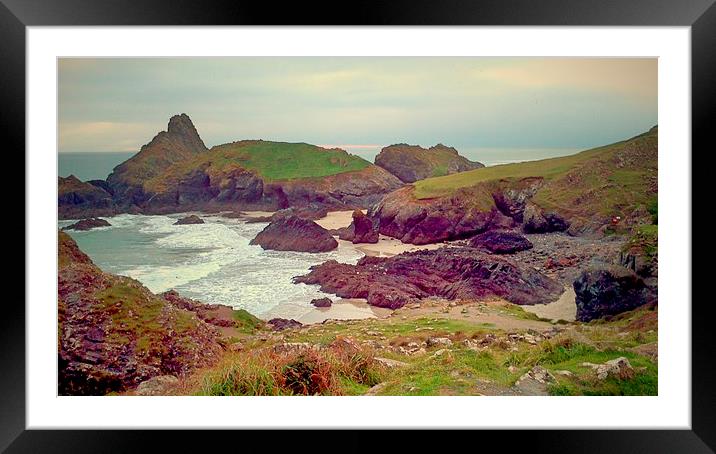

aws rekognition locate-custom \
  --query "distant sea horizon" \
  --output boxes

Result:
[58,146,582,182]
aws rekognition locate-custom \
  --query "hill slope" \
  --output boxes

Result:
[375,143,484,183]
[370,127,657,243]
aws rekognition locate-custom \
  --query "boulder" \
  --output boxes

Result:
[522,202,570,233]
[62,218,112,231]
[573,266,654,322]
[582,357,635,380]
[468,230,533,254]
[250,215,338,253]
[135,375,179,396]
[267,318,303,331]
[174,215,205,225]
[310,297,333,308]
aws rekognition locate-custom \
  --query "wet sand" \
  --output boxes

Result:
[522,287,577,322]
[296,298,391,324]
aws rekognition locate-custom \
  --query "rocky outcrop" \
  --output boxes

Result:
[267,318,303,331]
[58,231,224,395]
[375,143,484,183]
[62,218,112,231]
[250,216,338,253]
[173,215,204,225]
[469,230,533,254]
[334,210,379,244]
[310,297,332,308]
[106,113,208,205]
[573,266,655,322]
[522,202,570,233]
[58,175,115,219]
[294,247,563,309]
[369,186,515,245]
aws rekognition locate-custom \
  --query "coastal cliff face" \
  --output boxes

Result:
[58,231,225,395]
[366,127,658,244]
[375,143,484,183]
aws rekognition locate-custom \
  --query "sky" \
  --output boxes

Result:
[58,57,657,154]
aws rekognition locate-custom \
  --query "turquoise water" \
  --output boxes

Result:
[59,152,135,181]
[59,213,363,319]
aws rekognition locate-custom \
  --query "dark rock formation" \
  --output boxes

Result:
[173,214,205,225]
[250,215,338,253]
[573,266,655,322]
[375,143,484,183]
[267,318,303,331]
[58,232,224,395]
[469,230,533,254]
[310,297,333,308]
[334,210,379,244]
[58,175,115,219]
[522,202,570,234]
[62,217,112,231]
[295,247,563,309]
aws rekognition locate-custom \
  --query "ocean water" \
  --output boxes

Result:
[59,152,135,181]
[59,213,363,319]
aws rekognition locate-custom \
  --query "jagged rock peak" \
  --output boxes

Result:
[166,113,207,151]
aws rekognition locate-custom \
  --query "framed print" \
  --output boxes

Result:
[6,0,713,451]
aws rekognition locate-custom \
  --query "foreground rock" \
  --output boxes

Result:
[573,266,655,322]
[375,143,484,183]
[295,247,563,309]
[174,214,205,225]
[469,230,533,254]
[58,231,224,395]
[310,297,332,308]
[250,215,338,252]
[62,218,111,231]
[522,202,569,234]
[267,318,303,331]
[135,375,179,396]
[582,357,635,380]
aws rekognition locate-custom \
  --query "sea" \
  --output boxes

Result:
[59,213,364,319]
[58,146,579,319]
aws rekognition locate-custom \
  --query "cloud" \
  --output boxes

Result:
[58,57,657,153]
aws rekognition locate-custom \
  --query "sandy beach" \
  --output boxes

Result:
[522,287,577,322]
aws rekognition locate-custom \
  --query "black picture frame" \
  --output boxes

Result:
[5,0,712,451]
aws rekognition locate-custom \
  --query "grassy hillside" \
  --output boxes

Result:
[412,127,658,230]
[144,140,371,192]
[414,128,656,199]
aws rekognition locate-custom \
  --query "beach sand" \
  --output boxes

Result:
[296,298,391,324]
[522,287,577,322]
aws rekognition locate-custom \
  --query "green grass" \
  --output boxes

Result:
[232,309,264,334]
[94,279,197,354]
[145,140,371,192]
